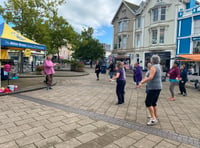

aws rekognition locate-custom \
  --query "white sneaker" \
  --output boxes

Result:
[147,118,158,126]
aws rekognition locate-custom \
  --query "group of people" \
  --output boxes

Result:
[96,55,188,126]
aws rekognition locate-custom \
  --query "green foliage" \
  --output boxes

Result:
[35,65,44,72]
[73,27,105,62]
[0,0,79,56]
[70,61,85,72]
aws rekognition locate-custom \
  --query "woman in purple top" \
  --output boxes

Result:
[167,61,180,101]
[133,63,142,85]
[44,55,57,90]
[110,62,126,105]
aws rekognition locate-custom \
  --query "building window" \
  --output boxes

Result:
[159,28,165,43]
[193,41,200,54]
[136,32,141,47]
[194,19,200,35]
[118,20,128,32]
[160,6,166,20]
[152,29,157,44]
[137,16,141,29]
[152,6,166,22]
[122,9,126,17]
[153,8,158,22]
[122,35,127,49]
[118,36,122,48]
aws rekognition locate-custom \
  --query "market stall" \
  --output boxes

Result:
[0,22,46,91]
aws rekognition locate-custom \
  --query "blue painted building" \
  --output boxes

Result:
[177,0,200,75]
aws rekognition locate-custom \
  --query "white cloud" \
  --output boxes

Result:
[58,0,142,34]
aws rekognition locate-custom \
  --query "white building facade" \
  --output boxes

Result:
[112,0,186,70]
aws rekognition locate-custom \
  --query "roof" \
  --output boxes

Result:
[111,0,139,24]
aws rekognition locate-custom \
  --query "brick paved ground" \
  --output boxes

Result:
[0,68,199,147]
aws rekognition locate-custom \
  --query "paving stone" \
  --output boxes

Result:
[0,129,9,136]
[15,118,36,126]
[114,136,136,148]
[0,141,18,148]
[16,133,43,146]
[62,117,81,124]
[40,128,64,138]
[0,132,24,144]
[58,129,82,141]
[75,141,102,148]
[77,118,95,125]
[44,121,65,129]
[0,122,16,130]
[94,133,116,146]
[104,143,121,148]
[23,126,47,136]
[29,119,51,127]
[77,124,97,133]
[93,126,116,136]
[60,123,81,132]
[7,124,31,133]
[134,138,156,148]
[48,115,66,123]
[1,116,22,124]
[34,136,62,148]
[55,138,81,148]
[178,143,198,148]
[92,121,108,127]
[127,131,146,140]
[21,144,37,148]
[145,134,163,143]
[154,140,177,148]
[76,132,99,143]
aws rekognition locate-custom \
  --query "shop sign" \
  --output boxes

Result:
[24,49,31,57]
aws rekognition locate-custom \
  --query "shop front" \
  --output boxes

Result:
[0,22,46,90]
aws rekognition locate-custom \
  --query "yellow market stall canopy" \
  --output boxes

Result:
[0,23,46,51]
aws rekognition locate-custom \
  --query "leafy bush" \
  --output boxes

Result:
[35,65,44,72]
[70,61,85,72]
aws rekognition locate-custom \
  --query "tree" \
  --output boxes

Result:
[0,0,74,53]
[73,27,105,63]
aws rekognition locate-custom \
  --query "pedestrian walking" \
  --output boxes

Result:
[95,61,101,80]
[108,61,115,79]
[133,63,142,86]
[137,55,162,126]
[110,61,126,105]
[167,61,180,101]
[43,54,57,90]
[179,64,188,96]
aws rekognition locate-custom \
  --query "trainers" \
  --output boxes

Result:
[183,93,187,96]
[147,118,158,126]
[169,97,175,101]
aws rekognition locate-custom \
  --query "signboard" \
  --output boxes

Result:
[192,36,200,41]
[24,49,31,57]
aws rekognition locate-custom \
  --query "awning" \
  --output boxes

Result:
[177,54,200,61]
[0,23,46,51]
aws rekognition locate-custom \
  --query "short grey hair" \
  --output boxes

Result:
[151,55,160,64]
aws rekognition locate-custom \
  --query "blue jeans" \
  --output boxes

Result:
[109,71,114,79]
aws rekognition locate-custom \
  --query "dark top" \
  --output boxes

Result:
[180,68,188,82]
[95,64,101,73]
[117,68,126,81]
[108,63,115,72]
[134,66,142,82]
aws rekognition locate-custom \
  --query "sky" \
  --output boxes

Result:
[0,0,142,46]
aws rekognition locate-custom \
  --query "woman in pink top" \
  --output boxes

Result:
[44,55,56,90]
